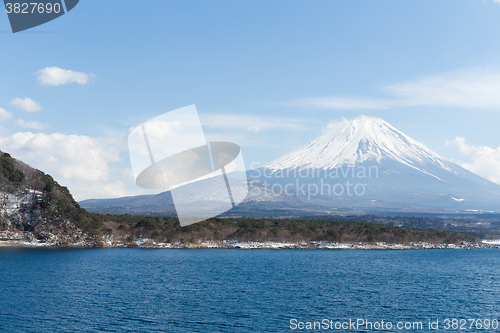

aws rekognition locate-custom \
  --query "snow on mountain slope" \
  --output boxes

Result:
[251,116,500,212]
[264,116,457,180]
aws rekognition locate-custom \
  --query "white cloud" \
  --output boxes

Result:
[446,137,500,184]
[385,68,500,109]
[324,118,350,134]
[0,132,119,182]
[36,67,95,86]
[0,130,153,201]
[14,119,49,130]
[197,113,321,148]
[287,97,391,110]
[201,114,317,132]
[9,97,42,112]
[288,68,500,110]
[246,125,261,133]
[0,108,14,121]
[69,181,147,201]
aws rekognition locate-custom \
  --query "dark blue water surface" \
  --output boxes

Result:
[0,249,499,332]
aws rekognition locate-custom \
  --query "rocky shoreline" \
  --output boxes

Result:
[2,227,499,250]
[1,236,499,250]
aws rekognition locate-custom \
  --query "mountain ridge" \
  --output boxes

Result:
[82,116,500,215]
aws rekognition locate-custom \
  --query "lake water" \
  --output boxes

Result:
[0,248,499,332]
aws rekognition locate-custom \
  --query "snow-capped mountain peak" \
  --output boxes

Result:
[264,116,451,172]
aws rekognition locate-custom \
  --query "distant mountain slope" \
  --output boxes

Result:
[80,178,308,216]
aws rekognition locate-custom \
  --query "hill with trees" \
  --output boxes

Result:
[0,151,103,245]
[91,214,479,247]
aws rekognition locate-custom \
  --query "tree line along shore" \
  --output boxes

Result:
[0,151,496,248]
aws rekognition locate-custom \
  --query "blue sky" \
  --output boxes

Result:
[2,0,500,200]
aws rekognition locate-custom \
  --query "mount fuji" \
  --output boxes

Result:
[248,116,500,213]
[264,116,455,173]
[81,116,500,216]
